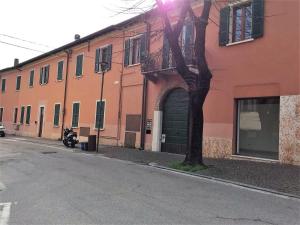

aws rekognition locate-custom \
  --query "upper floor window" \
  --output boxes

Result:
[40,65,50,85]
[219,0,264,46]
[232,3,252,42]
[95,45,112,73]
[75,54,83,77]
[124,34,146,67]
[1,79,6,92]
[16,76,21,91]
[29,70,34,87]
[57,61,64,81]
[162,19,194,69]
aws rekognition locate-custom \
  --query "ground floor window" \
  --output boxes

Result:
[72,102,80,128]
[236,97,279,159]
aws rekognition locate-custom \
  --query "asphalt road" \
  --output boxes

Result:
[0,137,299,225]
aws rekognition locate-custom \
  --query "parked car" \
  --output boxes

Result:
[0,124,5,137]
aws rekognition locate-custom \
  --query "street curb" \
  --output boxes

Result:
[148,163,300,200]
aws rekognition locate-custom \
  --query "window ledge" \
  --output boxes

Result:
[93,128,105,131]
[56,79,63,82]
[75,75,83,79]
[127,63,141,68]
[53,125,60,128]
[40,83,48,86]
[29,86,34,88]
[226,38,254,47]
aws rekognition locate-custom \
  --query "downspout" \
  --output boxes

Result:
[140,20,151,150]
[60,49,71,140]
[117,30,126,146]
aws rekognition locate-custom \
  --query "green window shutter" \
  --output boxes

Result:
[53,104,60,126]
[95,101,105,129]
[72,103,80,128]
[140,34,147,63]
[26,106,31,124]
[29,70,34,87]
[95,48,101,72]
[162,34,170,69]
[124,39,130,67]
[45,65,50,84]
[57,61,63,80]
[20,106,25,124]
[107,44,112,71]
[39,68,43,84]
[1,79,6,92]
[0,108,3,123]
[219,6,230,46]
[252,0,264,39]
[14,108,18,123]
[76,55,83,76]
[16,76,21,90]
[183,20,194,65]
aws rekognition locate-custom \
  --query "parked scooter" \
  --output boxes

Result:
[63,128,78,148]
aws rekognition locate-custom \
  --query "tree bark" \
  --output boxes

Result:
[156,0,212,165]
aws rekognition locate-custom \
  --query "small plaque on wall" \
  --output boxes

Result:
[146,119,152,134]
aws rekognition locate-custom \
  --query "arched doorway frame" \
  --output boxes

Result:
[151,84,189,152]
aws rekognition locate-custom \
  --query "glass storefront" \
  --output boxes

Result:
[237,97,280,159]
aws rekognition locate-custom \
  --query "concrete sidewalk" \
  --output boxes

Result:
[3,135,300,197]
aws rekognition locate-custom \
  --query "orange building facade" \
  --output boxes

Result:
[0,0,299,165]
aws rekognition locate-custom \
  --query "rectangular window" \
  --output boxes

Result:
[40,65,50,85]
[20,106,25,124]
[53,104,60,126]
[72,102,80,128]
[29,70,34,87]
[232,3,252,42]
[1,79,6,92]
[75,54,83,76]
[16,76,21,91]
[57,61,64,81]
[237,97,279,160]
[124,34,146,67]
[95,101,105,129]
[26,106,31,125]
[13,108,18,124]
[0,108,3,123]
[95,45,112,73]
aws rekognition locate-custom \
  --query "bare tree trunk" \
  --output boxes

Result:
[185,83,210,165]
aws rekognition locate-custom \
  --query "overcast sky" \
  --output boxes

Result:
[0,0,154,69]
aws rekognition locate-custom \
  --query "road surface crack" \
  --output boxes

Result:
[216,216,277,225]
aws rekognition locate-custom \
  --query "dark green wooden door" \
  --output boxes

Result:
[162,88,189,155]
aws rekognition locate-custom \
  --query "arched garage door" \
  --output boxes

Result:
[161,88,189,155]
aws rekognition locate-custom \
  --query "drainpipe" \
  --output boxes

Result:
[117,30,126,146]
[60,49,71,140]
[140,20,151,150]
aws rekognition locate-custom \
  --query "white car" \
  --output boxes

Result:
[0,124,5,137]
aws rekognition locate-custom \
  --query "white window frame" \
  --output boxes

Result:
[1,78,6,92]
[95,44,110,73]
[71,101,80,128]
[16,75,22,91]
[40,64,50,85]
[75,53,84,77]
[227,0,254,46]
[29,69,34,87]
[128,34,143,66]
[53,103,61,127]
[25,105,32,125]
[56,60,64,81]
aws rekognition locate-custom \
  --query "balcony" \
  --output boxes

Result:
[141,43,196,82]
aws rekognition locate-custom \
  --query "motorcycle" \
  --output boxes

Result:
[63,128,78,148]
